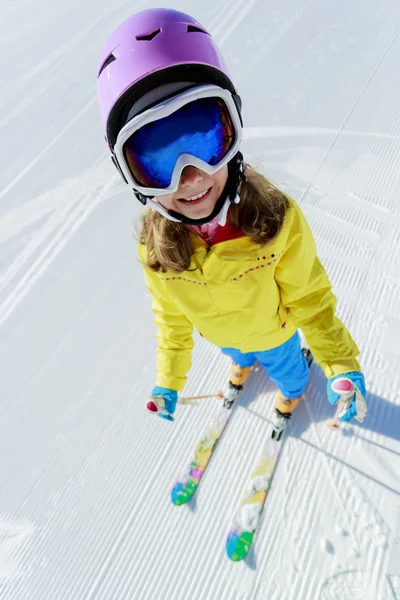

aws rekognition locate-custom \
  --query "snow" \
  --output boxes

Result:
[1,0,400,598]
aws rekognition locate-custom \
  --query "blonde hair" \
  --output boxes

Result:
[139,166,290,273]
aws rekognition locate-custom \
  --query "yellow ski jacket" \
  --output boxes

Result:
[138,198,360,391]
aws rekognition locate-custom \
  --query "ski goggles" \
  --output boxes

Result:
[113,85,242,196]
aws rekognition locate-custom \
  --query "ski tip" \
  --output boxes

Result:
[147,400,159,413]
[226,529,253,562]
[171,482,194,506]
[171,483,184,506]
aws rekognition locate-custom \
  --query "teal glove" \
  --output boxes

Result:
[147,386,178,421]
[327,371,367,423]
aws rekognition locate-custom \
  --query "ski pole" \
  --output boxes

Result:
[178,390,224,405]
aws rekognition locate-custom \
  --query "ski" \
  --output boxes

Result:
[171,383,242,506]
[225,430,284,561]
[226,348,313,561]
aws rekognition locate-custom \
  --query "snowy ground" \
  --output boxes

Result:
[1,0,400,598]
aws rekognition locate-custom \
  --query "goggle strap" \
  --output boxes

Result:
[111,154,128,184]
[133,189,148,206]
[232,94,243,127]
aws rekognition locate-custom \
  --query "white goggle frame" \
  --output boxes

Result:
[113,84,242,197]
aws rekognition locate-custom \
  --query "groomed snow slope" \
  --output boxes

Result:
[1,1,400,599]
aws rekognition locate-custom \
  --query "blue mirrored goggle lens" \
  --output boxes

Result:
[122,97,235,189]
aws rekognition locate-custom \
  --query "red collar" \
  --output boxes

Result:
[211,216,245,245]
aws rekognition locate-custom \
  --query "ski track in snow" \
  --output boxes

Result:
[1,0,400,599]
[0,160,122,327]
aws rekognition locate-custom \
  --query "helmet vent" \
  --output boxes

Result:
[136,28,161,41]
[98,54,116,77]
[187,25,209,34]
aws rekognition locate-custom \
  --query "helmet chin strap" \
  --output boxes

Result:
[145,193,240,225]
[134,152,245,226]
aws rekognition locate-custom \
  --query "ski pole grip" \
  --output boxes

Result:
[331,377,355,403]
[146,397,174,421]
[147,400,159,413]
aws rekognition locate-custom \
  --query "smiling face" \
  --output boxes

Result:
[154,165,229,220]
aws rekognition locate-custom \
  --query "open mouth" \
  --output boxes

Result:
[178,187,212,205]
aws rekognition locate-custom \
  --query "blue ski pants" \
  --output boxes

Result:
[221,331,309,398]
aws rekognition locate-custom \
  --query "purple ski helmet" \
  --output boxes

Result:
[96,8,242,151]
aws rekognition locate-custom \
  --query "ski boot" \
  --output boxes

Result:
[276,392,302,414]
[230,363,253,387]
[272,393,303,441]
[271,346,313,440]
[223,363,253,409]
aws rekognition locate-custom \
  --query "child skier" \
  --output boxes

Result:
[96,8,367,425]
